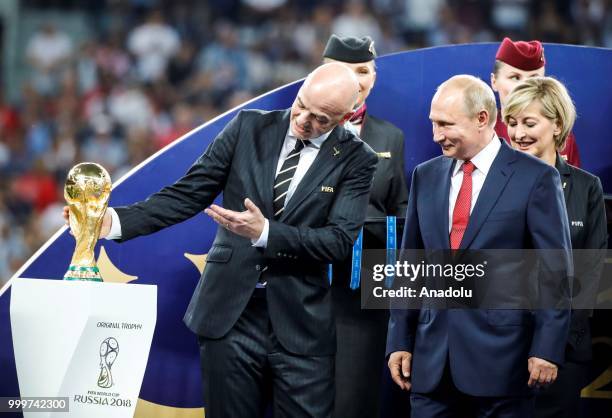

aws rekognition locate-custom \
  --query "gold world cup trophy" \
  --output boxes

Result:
[64,162,112,281]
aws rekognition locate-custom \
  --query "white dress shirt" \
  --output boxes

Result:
[448,135,501,233]
[250,127,331,246]
[106,126,333,246]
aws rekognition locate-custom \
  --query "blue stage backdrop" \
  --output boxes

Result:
[1,44,611,418]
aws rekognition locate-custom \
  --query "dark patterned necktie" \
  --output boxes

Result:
[273,139,310,218]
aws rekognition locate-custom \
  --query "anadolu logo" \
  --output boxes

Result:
[98,337,119,388]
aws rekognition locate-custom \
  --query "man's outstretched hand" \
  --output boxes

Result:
[205,198,265,240]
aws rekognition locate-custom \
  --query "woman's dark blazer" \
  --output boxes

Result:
[556,155,608,362]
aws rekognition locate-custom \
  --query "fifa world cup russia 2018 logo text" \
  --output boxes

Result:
[98,337,119,388]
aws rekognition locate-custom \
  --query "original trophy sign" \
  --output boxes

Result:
[64,162,111,281]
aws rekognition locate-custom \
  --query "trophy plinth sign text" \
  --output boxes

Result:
[64,162,111,281]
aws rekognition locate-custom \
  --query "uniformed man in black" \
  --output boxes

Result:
[323,34,409,418]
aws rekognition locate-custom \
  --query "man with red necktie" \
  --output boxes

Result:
[386,75,572,418]
[491,37,581,166]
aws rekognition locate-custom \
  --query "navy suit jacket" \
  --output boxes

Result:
[386,139,572,397]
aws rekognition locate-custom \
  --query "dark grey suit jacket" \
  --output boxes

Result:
[114,109,378,356]
[556,155,608,362]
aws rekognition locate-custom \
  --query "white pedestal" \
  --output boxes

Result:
[10,278,157,418]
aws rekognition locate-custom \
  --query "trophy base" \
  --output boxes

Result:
[64,265,103,282]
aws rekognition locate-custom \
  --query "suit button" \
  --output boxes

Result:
[256,264,261,271]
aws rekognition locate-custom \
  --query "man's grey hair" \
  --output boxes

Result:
[436,75,498,127]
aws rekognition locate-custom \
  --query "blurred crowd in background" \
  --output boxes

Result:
[1,0,611,285]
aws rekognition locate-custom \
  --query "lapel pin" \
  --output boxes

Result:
[333,146,340,157]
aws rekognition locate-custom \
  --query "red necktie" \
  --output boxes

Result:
[450,161,475,250]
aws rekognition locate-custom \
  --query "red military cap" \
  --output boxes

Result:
[495,37,545,71]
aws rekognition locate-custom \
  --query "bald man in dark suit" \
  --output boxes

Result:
[65,63,378,418]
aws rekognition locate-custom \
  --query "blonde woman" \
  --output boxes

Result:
[491,37,581,166]
[504,76,607,418]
